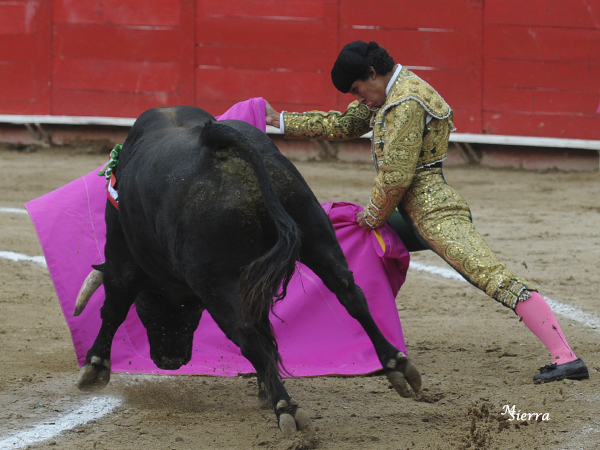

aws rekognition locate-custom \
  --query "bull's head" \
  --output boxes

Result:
[135,292,203,370]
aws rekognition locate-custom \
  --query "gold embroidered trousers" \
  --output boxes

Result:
[400,167,537,310]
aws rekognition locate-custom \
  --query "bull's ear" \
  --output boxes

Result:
[200,120,245,152]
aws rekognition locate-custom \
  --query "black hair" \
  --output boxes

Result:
[330,41,395,93]
[363,45,395,78]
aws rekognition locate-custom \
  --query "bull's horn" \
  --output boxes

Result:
[73,269,104,316]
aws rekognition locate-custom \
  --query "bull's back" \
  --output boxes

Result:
[112,108,215,272]
[128,106,214,139]
[113,109,314,280]
[119,106,214,197]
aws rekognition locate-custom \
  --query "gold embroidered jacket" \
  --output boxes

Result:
[283,100,373,141]
[282,69,538,309]
[282,67,455,229]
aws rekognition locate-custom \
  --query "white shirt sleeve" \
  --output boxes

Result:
[280,112,285,134]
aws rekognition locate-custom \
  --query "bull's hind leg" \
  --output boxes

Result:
[299,234,421,398]
[78,205,147,391]
[201,281,315,440]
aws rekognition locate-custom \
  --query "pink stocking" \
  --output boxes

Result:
[515,291,578,364]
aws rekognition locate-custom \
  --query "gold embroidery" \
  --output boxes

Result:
[382,68,452,120]
[279,66,535,309]
[400,169,537,309]
[365,101,424,228]
[371,69,453,172]
[282,101,373,141]
[420,113,454,168]
[367,70,535,308]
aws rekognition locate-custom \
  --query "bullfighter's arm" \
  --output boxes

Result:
[364,100,426,229]
[282,101,373,141]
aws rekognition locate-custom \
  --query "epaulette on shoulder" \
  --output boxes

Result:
[381,74,452,120]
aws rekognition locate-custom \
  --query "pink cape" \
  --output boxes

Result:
[25,98,410,377]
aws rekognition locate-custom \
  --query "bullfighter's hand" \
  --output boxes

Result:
[356,211,373,230]
[265,102,280,128]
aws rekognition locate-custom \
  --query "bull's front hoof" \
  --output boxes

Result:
[276,399,316,442]
[278,413,296,438]
[385,352,421,398]
[77,356,112,391]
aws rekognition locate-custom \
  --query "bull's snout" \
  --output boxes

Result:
[155,356,187,370]
[145,329,194,371]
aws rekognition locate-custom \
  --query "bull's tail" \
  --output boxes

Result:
[200,121,301,386]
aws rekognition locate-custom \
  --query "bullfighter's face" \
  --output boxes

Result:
[348,67,388,110]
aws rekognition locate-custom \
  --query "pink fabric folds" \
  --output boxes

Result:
[215,96,267,132]
[25,98,410,377]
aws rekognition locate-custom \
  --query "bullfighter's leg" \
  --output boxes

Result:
[401,169,586,382]
[78,204,147,391]
[298,226,421,397]
[201,280,315,439]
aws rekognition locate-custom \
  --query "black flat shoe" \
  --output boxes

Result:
[533,358,589,384]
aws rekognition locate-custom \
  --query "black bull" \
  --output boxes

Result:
[76,106,421,437]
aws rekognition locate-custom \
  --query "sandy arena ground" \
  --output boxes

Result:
[1,143,599,450]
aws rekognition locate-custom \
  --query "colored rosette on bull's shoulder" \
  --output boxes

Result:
[98,144,122,181]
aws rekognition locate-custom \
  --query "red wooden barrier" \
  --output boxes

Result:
[194,0,339,116]
[1,0,599,140]
[483,0,600,139]
[338,0,484,133]
[50,0,194,117]
[0,0,51,114]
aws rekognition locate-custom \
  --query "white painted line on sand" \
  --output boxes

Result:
[544,297,600,330]
[410,261,465,282]
[0,251,46,267]
[0,207,28,214]
[0,207,46,267]
[409,261,600,332]
[3,251,599,331]
[0,396,122,450]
